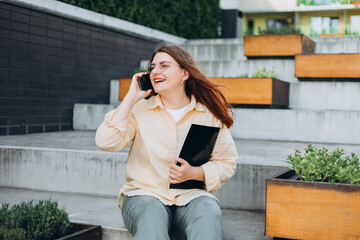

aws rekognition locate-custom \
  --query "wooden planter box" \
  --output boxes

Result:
[265,170,360,240]
[119,77,289,107]
[57,223,101,240]
[210,77,289,107]
[119,78,132,100]
[244,34,315,57]
[295,54,360,79]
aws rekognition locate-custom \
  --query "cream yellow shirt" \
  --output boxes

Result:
[95,95,238,209]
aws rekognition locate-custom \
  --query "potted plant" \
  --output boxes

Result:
[210,67,289,108]
[265,144,360,239]
[0,199,101,240]
[244,26,315,58]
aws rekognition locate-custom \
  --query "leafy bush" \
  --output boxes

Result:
[252,67,279,79]
[237,73,249,78]
[287,144,360,184]
[258,25,302,35]
[0,199,71,240]
[56,0,220,39]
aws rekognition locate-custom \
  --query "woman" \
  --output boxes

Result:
[95,44,238,240]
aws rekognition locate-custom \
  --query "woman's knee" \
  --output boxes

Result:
[122,195,172,236]
[190,197,221,220]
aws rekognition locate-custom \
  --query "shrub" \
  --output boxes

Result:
[252,67,279,79]
[287,144,360,184]
[0,199,71,240]
[56,0,220,39]
[258,25,302,35]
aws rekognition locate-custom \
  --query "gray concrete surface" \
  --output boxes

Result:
[0,187,272,240]
[289,82,360,111]
[1,131,360,211]
[232,108,360,145]
[73,104,116,130]
[72,103,360,144]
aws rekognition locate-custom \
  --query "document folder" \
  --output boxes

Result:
[169,124,220,190]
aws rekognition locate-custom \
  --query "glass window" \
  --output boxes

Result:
[350,15,360,35]
[267,19,287,30]
[310,16,340,36]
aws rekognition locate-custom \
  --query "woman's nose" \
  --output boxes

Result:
[152,65,161,75]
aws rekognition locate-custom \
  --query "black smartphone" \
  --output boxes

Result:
[137,73,153,91]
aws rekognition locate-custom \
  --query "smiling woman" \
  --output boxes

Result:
[95,44,238,240]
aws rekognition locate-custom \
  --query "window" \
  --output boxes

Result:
[350,15,360,35]
[247,20,254,35]
[267,19,288,30]
[310,16,340,36]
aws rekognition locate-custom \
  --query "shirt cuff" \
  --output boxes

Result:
[104,110,129,132]
[201,161,221,192]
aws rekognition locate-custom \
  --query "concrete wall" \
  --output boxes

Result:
[0,146,128,196]
[290,82,360,111]
[232,108,360,144]
[73,104,115,130]
[0,145,288,211]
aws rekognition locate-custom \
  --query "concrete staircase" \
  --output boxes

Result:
[2,36,360,239]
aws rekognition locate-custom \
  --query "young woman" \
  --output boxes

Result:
[95,44,238,240]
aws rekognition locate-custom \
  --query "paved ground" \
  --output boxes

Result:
[1,131,360,239]
[0,187,272,240]
[1,130,359,167]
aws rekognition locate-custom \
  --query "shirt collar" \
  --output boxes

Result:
[145,94,205,112]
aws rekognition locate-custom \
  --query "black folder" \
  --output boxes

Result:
[169,124,220,190]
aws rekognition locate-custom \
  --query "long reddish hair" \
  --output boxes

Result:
[148,44,234,128]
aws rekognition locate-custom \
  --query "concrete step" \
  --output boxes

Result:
[182,39,296,81]
[192,59,296,82]
[74,104,360,144]
[289,82,360,111]
[232,108,360,144]
[182,37,360,79]
[312,36,360,54]
[2,131,360,211]
[182,39,247,62]
[0,187,272,240]
[183,37,360,62]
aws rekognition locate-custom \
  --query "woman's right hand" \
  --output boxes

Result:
[126,72,153,103]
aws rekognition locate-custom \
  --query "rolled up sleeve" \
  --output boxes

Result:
[95,110,137,152]
[201,127,238,192]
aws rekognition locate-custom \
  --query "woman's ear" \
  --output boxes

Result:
[182,69,189,81]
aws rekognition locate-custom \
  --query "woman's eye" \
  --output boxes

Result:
[161,65,169,69]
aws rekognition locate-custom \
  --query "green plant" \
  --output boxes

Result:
[252,67,279,79]
[133,66,147,74]
[237,73,249,78]
[56,0,220,39]
[0,199,72,240]
[287,144,360,184]
[258,25,302,35]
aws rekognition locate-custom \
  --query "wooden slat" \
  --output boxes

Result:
[295,54,360,78]
[266,179,360,240]
[244,35,304,56]
[119,78,132,100]
[210,77,273,104]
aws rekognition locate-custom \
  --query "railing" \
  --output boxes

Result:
[297,0,360,6]
[244,24,359,37]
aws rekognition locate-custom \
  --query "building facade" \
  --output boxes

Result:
[221,0,360,37]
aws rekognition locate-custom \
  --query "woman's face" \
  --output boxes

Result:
[149,52,188,95]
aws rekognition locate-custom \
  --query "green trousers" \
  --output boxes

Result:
[122,195,222,240]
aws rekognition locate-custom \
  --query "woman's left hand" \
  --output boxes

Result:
[168,158,205,184]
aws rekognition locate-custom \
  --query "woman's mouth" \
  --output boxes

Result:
[154,78,165,84]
